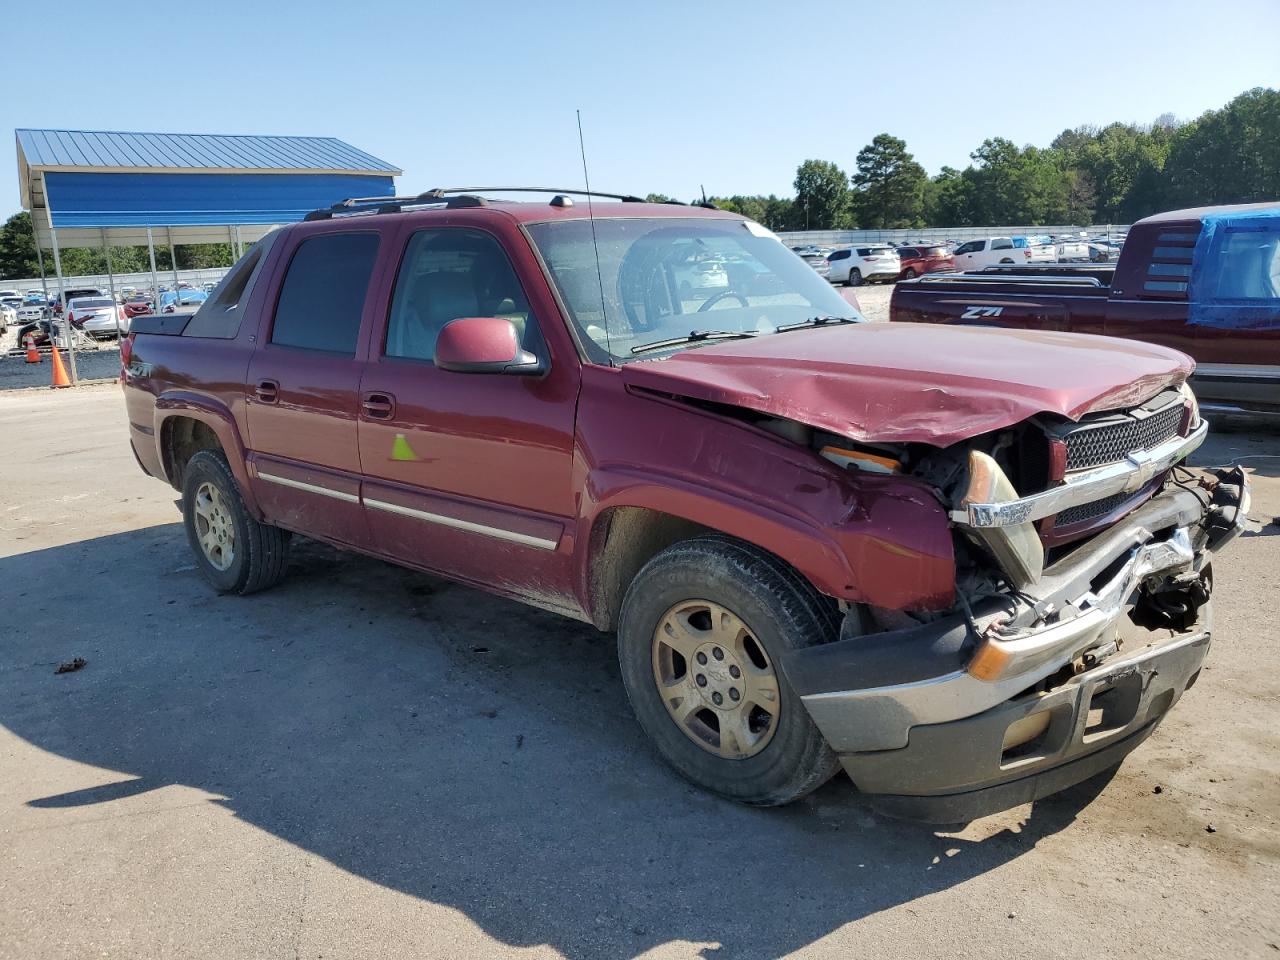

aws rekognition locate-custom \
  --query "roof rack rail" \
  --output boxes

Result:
[421,186,647,203]
[303,186,651,221]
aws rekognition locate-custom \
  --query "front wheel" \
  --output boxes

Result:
[182,449,290,595]
[902,267,917,280]
[617,536,841,805]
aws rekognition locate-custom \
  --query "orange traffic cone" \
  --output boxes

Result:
[24,334,41,364]
[50,346,71,388]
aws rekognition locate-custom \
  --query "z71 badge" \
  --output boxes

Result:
[960,305,1004,319]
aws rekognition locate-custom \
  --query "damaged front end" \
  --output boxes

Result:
[784,388,1251,822]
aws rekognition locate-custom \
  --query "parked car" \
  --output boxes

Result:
[0,301,15,333]
[51,287,105,317]
[16,296,49,332]
[827,245,901,285]
[1089,239,1123,262]
[123,294,154,319]
[0,288,20,301]
[791,246,831,279]
[121,191,1245,822]
[951,237,1055,271]
[1055,236,1090,262]
[67,295,128,338]
[895,245,955,280]
[890,201,1280,415]
[159,289,209,313]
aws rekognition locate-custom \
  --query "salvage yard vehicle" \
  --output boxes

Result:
[895,244,954,280]
[121,189,1248,821]
[952,236,1056,270]
[826,245,901,285]
[891,202,1280,415]
[66,295,127,339]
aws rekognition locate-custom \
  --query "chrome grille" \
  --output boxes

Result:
[1064,402,1184,472]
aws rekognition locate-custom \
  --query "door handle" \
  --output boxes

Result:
[361,391,396,420]
[255,379,279,403]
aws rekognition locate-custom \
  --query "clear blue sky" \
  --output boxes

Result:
[4,0,1278,218]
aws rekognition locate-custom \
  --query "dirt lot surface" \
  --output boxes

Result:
[2,384,1278,960]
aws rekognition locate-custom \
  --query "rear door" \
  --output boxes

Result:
[356,222,581,609]
[244,226,386,548]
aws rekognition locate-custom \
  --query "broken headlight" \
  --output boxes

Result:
[958,451,1044,588]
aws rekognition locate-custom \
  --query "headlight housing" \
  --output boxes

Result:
[1179,380,1200,431]
[958,451,1044,588]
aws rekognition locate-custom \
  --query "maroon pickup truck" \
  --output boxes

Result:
[121,189,1248,821]
[890,202,1280,415]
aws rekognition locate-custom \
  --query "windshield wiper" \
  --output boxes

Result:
[630,329,759,355]
[773,315,861,333]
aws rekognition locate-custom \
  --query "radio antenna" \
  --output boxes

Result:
[577,109,614,365]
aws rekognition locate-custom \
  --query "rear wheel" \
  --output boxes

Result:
[182,450,290,595]
[617,536,841,806]
[847,268,863,287]
[903,267,917,280]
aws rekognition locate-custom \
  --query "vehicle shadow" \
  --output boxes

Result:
[3,527,1111,959]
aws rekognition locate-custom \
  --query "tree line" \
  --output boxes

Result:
[686,86,1279,232]
[2,86,1276,280]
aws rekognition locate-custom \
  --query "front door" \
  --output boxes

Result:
[356,225,581,610]
[245,228,384,548]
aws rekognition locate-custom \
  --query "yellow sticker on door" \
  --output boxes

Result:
[391,433,420,461]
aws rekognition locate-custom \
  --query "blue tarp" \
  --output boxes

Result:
[1187,207,1280,330]
[44,171,395,228]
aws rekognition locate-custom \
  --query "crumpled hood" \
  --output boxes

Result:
[620,323,1193,447]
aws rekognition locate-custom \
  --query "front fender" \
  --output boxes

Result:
[153,391,263,519]
[578,464,955,615]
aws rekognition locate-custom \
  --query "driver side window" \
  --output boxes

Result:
[385,229,538,363]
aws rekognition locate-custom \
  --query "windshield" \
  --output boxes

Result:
[526,217,862,362]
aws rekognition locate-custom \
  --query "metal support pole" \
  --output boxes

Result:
[49,227,77,385]
[34,240,49,300]
[168,226,181,301]
[147,227,160,314]
[102,228,120,341]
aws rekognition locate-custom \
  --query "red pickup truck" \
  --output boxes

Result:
[121,189,1248,821]
[890,202,1280,415]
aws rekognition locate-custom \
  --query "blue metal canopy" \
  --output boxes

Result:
[16,128,400,247]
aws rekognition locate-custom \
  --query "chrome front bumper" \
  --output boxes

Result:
[784,472,1248,821]
[800,523,1200,754]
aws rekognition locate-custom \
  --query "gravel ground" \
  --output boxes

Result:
[1,384,1277,960]
[849,281,894,322]
[1,322,122,389]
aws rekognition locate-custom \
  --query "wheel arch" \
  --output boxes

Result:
[154,392,263,517]
[579,489,856,632]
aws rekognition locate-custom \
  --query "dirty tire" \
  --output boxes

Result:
[181,449,290,595]
[847,268,863,287]
[617,536,841,806]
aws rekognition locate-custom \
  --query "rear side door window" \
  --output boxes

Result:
[991,238,1014,250]
[271,233,380,354]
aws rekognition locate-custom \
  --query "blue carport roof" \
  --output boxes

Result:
[17,128,400,175]
[17,128,401,245]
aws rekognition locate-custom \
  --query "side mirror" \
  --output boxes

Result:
[434,317,546,375]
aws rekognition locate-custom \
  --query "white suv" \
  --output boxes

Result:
[826,245,901,285]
